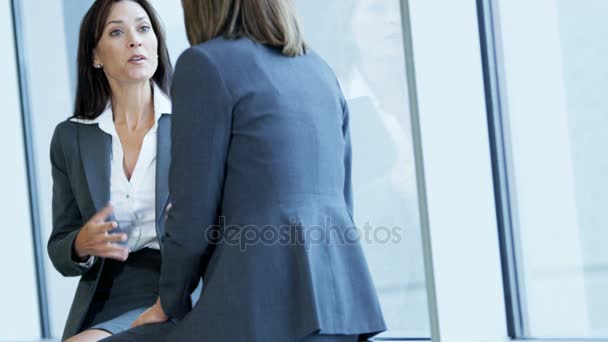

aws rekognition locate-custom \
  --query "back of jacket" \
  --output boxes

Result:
[160,37,386,342]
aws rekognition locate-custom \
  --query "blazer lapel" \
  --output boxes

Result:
[156,114,171,225]
[78,124,112,213]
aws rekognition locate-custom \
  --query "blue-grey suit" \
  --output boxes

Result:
[108,37,386,342]
[48,114,171,341]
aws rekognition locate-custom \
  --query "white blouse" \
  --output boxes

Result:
[71,84,171,263]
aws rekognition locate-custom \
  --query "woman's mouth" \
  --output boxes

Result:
[129,55,147,64]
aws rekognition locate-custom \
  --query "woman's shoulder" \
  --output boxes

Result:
[50,119,78,163]
[54,119,80,137]
[178,38,255,68]
[51,119,79,150]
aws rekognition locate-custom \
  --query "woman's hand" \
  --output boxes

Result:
[73,205,129,262]
[164,202,172,220]
[131,297,169,328]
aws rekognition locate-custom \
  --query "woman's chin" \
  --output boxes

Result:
[122,73,154,84]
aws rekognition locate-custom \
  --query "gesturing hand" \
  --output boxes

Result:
[74,204,129,262]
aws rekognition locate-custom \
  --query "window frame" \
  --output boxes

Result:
[10,0,51,337]
[403,0,510,340]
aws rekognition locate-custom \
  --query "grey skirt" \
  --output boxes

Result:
[81,248,161,335]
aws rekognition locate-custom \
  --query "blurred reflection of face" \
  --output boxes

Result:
[345,0,415,200]
[351,0,409,127]
[352,0,403,62]
[93,1,158,86]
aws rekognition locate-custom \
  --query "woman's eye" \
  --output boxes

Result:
[140,25,151,32]
[109,29,123,37]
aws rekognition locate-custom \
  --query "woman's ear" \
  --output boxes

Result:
[93,49,102,68]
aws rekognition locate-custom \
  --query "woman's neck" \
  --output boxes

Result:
[109,80,154,131]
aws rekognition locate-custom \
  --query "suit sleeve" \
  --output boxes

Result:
[342,98,354,218]
[159,47,233,319]
[47,123,90,277]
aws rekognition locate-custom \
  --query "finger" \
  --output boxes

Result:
[98,221,118,233]
[91,204,114,222]
[104,244,129,253]
[106,233,127,243]
[105,251,129,262]
[134,313,164,328]
[164,203,173,220]
[101,246,129,261]
[131,308,154,328]
[131,313,146,328]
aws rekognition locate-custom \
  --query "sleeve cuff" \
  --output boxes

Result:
[76,255,96,269]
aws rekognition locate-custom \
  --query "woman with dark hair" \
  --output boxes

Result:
[47,0,173,340]
[107,0,386,341]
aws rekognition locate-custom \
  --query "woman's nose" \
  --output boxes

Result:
[129,41,143,48]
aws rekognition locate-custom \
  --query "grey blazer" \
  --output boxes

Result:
[145,37,386,342]
[47,114,171,341]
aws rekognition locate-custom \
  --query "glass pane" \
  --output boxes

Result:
[296,0,429,337]
[495,0,608,338]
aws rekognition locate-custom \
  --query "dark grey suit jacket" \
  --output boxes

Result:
[153,37,386,342]
[47,114,171,341]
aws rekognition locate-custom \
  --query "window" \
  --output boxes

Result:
[483,0,608,339]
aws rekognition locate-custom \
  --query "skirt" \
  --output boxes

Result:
[81,248,161,334]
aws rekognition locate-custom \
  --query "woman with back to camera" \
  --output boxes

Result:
[106,0,387,341]
[47,0,173,340]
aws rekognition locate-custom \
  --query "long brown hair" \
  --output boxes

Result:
[181,0,306,57]
[72,0,172,119]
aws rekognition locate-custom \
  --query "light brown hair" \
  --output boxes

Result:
[181,0,306,57]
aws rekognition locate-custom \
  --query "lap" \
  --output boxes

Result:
[101,320,362,342]
[87,307,148,335]
[99,321,175,342]
[82,249,161,334]
[65,329,112,342]
[299,334,360,342]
